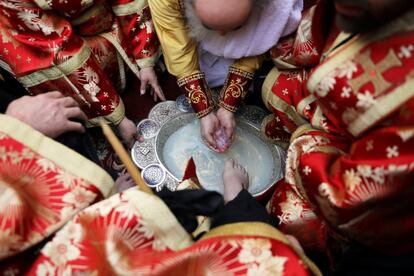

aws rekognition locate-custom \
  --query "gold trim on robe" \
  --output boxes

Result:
[262,67,282,110]
[0,114,115,198]
[86,98,126,127]
[71,4,107,26]
[135,52,160,69]
[18,44,92,88]
[307,9,414,93]
[297,95,317,118]
[113,0,148,16]
[349,76,414,136]
[32,0,52,10]
[125,189,194,251]
[99,32,141,79]
[202,222,322,276]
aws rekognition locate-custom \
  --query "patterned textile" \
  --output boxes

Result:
[177,72,215,118]
[0,0,159,126]
[27,189,320,275]
[219,67,254,113]
[0,115,321,276]
[264,0,414,255]
[0,114,114,270]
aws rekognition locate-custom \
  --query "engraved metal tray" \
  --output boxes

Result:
[132,95,286,195]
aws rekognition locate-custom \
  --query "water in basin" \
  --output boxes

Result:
[162,119,274,194]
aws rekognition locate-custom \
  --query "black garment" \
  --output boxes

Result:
[0,69,27,113]
[334,244,414,276]
[211,189,278,228]
[157,189,224,233]
[0,69,102,168]
[157,188,276,234]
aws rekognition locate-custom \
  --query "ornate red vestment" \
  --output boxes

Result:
[263,0,414,255]
[0,0,159,126]
[0,115,321,275]
[0,114,114,273]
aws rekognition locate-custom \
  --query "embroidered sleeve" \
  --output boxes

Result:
[219,66,254,113]
[177,72,214,118]
[0,115,114,260]
[148,0,200,78]
[218,55,264,113]
[0,1,125,126]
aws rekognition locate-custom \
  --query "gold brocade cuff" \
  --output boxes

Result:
[219,67,254,113]
[177,72,214,118]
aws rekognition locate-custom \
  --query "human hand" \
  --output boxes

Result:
[5,92,87,138]
[115,173,136,192]
[139,67,166,102]
[200,112,220,151]
[216,107,235,144]
[118,117,139,148]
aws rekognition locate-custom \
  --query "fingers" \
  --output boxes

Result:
[65,107,88,122]
[64,121,85,134]
[223,125,234,142]
[137,130,145,142]
[151,88,157,102]
[60,96,80,108]
[126,135,136,149]
[140,79,148,95]
[122,132,136,149]
[46,91,65,98]
[203,131,217,150]
[151,81,166,102]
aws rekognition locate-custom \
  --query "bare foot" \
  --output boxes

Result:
[223,159,249,203]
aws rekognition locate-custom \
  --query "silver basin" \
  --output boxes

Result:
[132,96,286,195]
[155,113,284,196]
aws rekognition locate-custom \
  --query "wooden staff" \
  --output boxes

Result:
[99,120,154,195]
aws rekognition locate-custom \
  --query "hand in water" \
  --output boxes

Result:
[215,108,235,152]
[200,112,220,151]
[214,126,232,153]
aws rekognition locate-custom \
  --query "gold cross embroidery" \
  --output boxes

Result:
[348,49,402,96]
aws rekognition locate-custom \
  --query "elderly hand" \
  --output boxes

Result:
[139,67,166,102]
[200,112,220,151]
[118,117,140,149]
[5,91,87,138]
[216,107,235,144]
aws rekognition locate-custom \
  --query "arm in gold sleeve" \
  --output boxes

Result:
[219,55,265,112]
[148,0,199,79]
[232,55,266,74]
[148,0,214,118]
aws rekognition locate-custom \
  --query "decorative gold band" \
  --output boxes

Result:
[18,43,91,88]
[201,222,322,276]
[113,1,147,16]
[219,66,254,113]
[86,99,125,127]
[178,72,214,118]
[0,114,114,198]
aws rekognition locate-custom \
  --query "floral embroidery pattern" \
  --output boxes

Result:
[0,132,100,260]
[238,239,287,276]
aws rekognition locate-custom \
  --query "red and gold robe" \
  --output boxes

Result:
[0,114,115,273]
[263,0,414,255]
[0,0,159,126]
[0,114,321,275]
